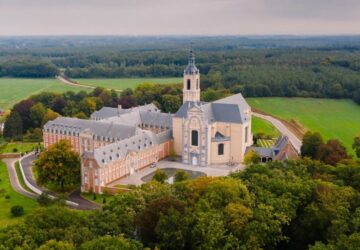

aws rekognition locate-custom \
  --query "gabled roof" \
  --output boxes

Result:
[91,103,159,120]
[92,129,172,167]
[44,117,137,141]
[175,93,251,124]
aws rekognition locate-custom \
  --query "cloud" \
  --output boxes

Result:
[0,0,359,35]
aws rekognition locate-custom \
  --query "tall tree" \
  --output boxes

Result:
[318,139,350,166]
[301,132,324,159]
[30,103,47,128]
[353,135,360,158]
[35,140,80,192]
[3,111,23,140]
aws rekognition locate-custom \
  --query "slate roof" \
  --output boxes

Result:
[92,129,173,166]
[175,93,251,124]
[102,109,173,129]
[91,104,159,120]
[44,117,137,141]
[246,136,297,160]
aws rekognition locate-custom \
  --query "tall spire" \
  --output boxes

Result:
[188,49,195,66]
[184,49,199,75]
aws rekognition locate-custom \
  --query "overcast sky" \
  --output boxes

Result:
[0,0,359,36]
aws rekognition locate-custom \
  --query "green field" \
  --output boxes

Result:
[74,78,182,91]
[252,116,280,138]
[0,78,88,110]
[0,142,41,154]
[0,161,38,227]
[247,98,360,155]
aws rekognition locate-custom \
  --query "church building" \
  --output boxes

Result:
[43,50,254,193]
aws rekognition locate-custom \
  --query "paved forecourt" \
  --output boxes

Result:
[109,160,245,186]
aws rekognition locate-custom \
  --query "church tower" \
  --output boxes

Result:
[183,50,200,103]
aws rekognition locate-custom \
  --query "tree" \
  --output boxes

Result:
[174,170,190,183]
[43,109,60,125]
[3,111,23,140]
[152,169,168,184]
[38,240,75,250]
[353,135,360,158]
[161,94,181,113]
[79,236,142,250]
[30,103,47,128]
[35,140,80,191]
[301,132,324,159]
[244,150,261,165]
[318,139,350,166]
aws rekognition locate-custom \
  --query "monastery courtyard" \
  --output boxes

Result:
[108,161,245,186]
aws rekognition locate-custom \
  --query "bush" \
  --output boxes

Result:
[12,147,18,153]
[152,169,168,183]
[174,170,190,182]
[11,205,24,217]
[5,195,10,199]
[37,191,53,206]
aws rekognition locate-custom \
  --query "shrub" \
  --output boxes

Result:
[37,191,53,206]
[174,170,190,182]
[103,197,107,204]
[152,169,168,183]
[12,147,18,153]
[5,195,10,199]
[11,205,24,217]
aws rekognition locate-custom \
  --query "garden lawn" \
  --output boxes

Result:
[0,142,41,154]
[81,192,117,205]
[247,97,360,156]
[0,161,38,227]
[74,78,182,91]
[0,78,88,110]
[252,116,280,138]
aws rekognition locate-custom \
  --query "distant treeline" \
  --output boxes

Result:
[0,36,360,104]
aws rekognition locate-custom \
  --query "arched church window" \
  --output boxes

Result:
[218,143,224,155]
[196,79,199,89]
[191,130,199,146]
[187,79,191,90]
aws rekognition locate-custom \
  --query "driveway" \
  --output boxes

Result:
[3,158,37,199]
[252,112,302,152]
[20,153,100,210]
[109,160,245,186]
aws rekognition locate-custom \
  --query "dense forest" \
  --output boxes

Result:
[1,156,360,249]
[0,36,360,104]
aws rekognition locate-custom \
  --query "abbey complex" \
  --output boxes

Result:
[43,51,296,193]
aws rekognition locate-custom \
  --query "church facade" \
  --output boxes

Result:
[43,51,254,193]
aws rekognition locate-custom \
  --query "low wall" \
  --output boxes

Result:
[0,153,21,159]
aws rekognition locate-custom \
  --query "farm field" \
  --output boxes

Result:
[0,78,88,110]
[74,78,182,91]
[0,161,38,227]
[247,97,360,156]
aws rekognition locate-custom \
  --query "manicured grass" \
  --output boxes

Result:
[0,161,38,227]
[0,78,88,110]
[252,116,280,138]
[81,192,117,205]
[0,142,41,154]
[74,78,182,91]
[14,161,34,194]
[247,98,360,156]
[257,139,276,148]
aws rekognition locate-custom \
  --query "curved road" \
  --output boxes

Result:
[20,153,100,210]
[4,158,37,199]
[252,112,302,153]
